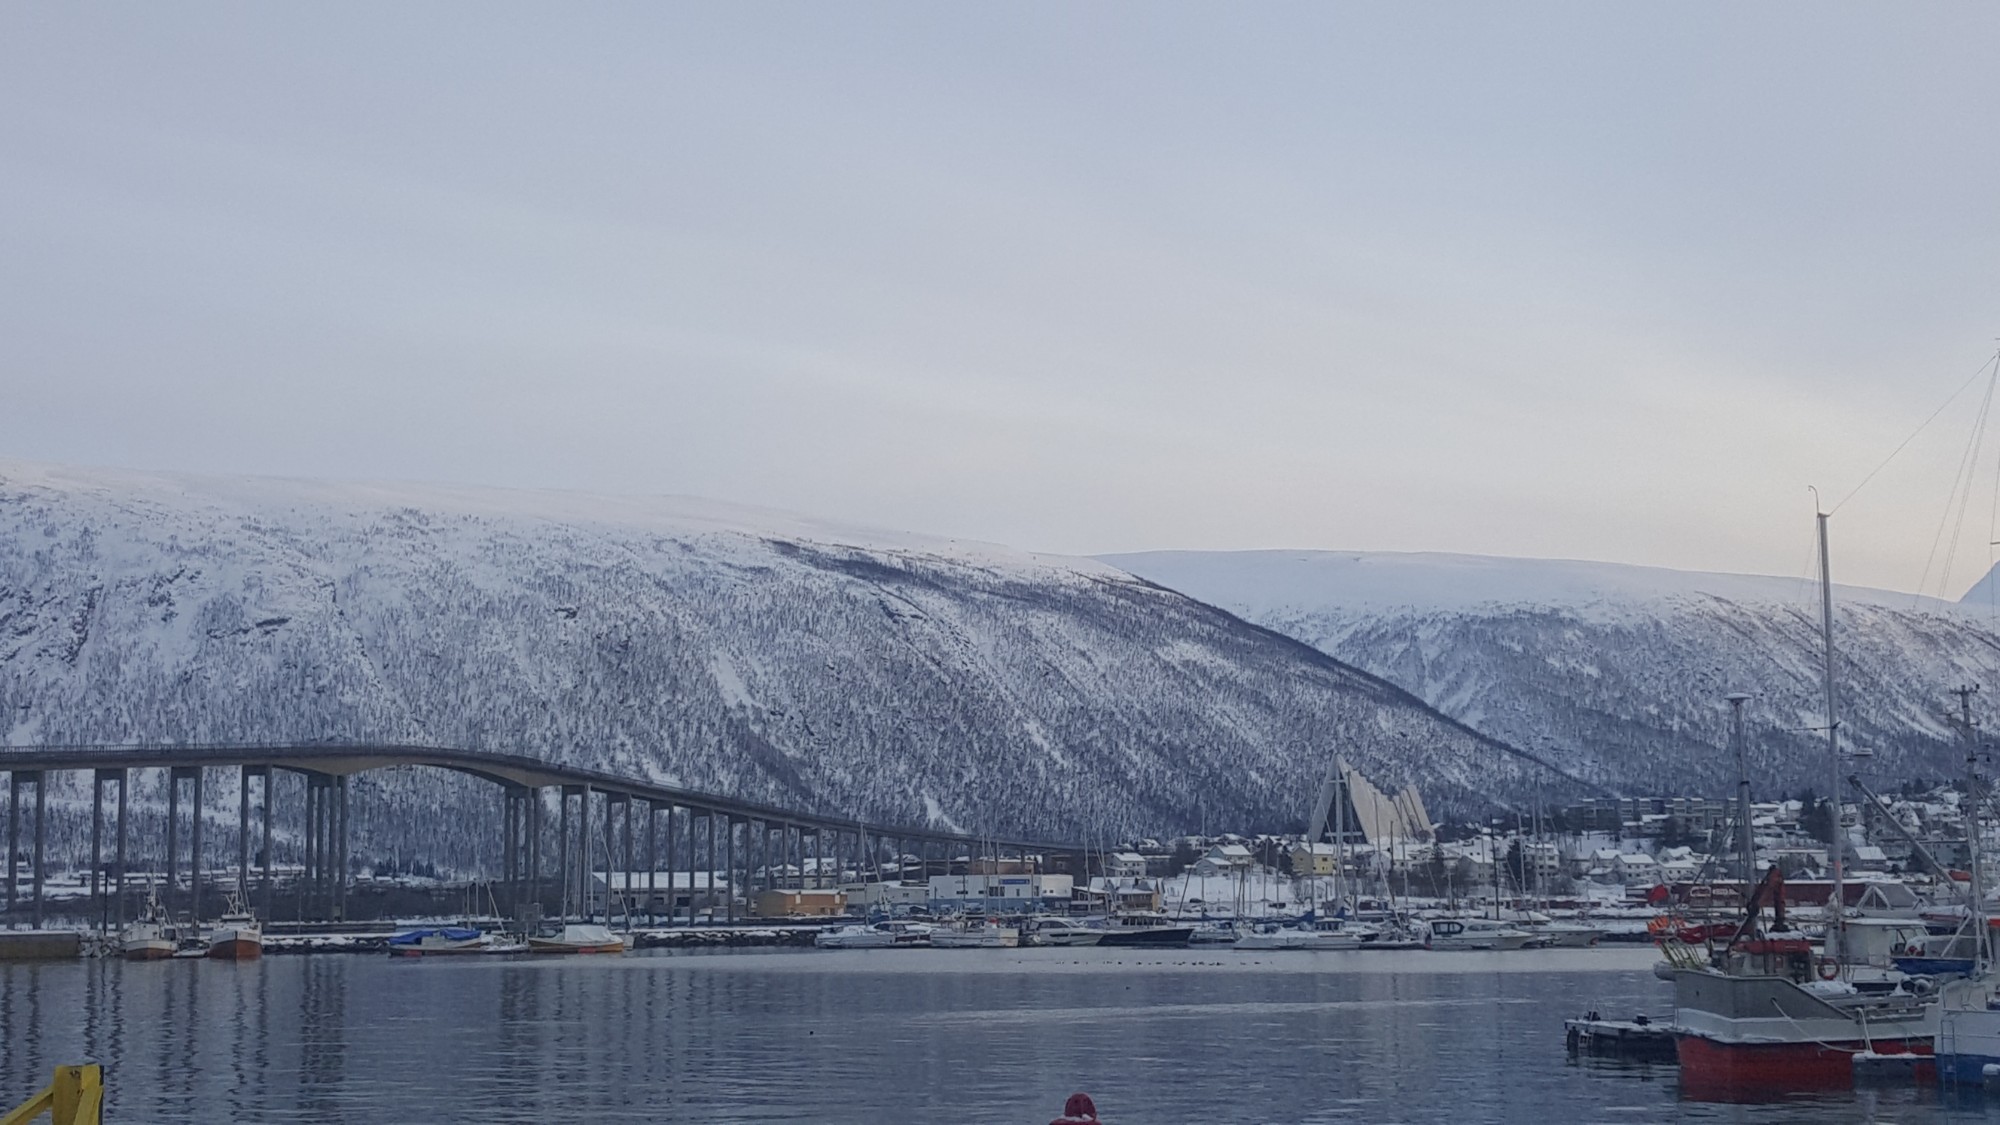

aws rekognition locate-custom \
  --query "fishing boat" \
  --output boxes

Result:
[527,923,626,954]
[204,895,264,960]
[387,926,492,957]
[1668,867,1935,1095]
[119,890,178,961]
[1667,513,1942,1095]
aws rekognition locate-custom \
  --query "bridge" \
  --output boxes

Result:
[0,743,1092,931]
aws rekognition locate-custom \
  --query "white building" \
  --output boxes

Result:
[1194,844,1254,878]
[928,873,1073,912]
[1104,852,1148,879]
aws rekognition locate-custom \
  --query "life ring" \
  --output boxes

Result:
[1817,957,1840,981]
[1905,943,1924,956]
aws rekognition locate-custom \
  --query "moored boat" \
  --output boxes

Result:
[527,923,626,954]
[388,926,492,956]
[120,890,178,961]
[1234,917,1367,951]
[1022,917,1102,947]
[1669,869,1936,1097]
[1092,912,1193,948]
[205,906,264,960]
[1424,916,1534,951]
[816,920,936,948]
[929,918,1019,948]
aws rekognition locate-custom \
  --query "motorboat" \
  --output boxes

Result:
[815,921,934,949]
[1187,920,1241,945]
[929,918,1019,948]
[1530,920,1606,948]
[527,923,626,954]
[1233,916,1371,951]
[1093,912,1194,947]
[388,926,492,957]
[1021,917,1102,947]
[1422,916,1534,951]
[815,923,896,949]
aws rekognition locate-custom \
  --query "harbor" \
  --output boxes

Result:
[2,944,1697,1124]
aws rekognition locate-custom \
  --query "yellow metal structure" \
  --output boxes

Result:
[1,1065,102,1125]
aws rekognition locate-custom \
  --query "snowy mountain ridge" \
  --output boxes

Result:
[1103,549,2000,798]
[0,461,1577,867]
[1102,548,1962,620]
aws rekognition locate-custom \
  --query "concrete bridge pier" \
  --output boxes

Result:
[89,768,130,932]
[7,771,47,927]
[602,791,630,927]
[164,765,204,924]
[728,812,744,920]
[499,782,543,923]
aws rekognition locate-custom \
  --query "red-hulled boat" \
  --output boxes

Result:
[1668,867,1935,1098]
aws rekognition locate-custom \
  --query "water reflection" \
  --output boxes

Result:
[2,947,1998,1122]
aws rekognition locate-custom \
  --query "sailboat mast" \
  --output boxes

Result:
[1728,692,1754,889]
[1816,510,1844,961]
[1958,685,1986,971]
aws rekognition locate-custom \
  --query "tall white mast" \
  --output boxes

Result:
[1956,685,1986,972]
[1816,510,1844,961]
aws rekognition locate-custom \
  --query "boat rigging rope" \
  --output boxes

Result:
[1832,352,1997,516]
[1766,996,1867,1056]
[1916,354,2000,605]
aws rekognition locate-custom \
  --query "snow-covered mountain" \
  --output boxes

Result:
[1102,550,2000,797]
[0,463,1578,869]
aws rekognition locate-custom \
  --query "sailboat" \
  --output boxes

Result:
[527,922,626,954]
[1926,687,2000,1087]
[1666,511,1936,1094]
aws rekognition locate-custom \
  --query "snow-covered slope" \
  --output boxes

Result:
[1103,550,2000,796]
[0,463,1577,868]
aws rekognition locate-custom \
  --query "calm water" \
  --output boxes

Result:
[4,944,1998,1123]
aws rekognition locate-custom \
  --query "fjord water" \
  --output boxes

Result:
[0,945,1985,1123]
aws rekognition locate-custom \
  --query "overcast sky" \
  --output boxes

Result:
[7,5,2000,593]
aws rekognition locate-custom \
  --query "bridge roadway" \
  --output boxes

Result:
[0,742,1090,932]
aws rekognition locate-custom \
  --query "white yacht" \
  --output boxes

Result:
[1022,917,1102,947]
[1423,916,1534,951]
[815,921,935,949]
[1233,917,1370,951]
